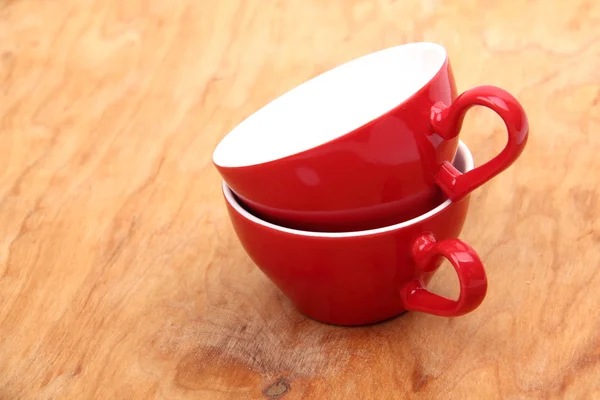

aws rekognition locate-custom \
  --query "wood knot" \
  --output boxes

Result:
[1,51,13,63]
[263,378,290,398]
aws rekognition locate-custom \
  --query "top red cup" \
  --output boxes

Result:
[213,42,529,231]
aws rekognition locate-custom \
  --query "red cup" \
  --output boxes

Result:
[223,141,487,326]
[214,42,529,232]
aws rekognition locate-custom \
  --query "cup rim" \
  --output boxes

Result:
[222,140,474,238]
[213,41,448,169]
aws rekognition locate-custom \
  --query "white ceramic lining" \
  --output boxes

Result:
[222,140,473,238]
[213,42,447,168]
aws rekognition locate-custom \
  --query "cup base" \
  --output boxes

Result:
[296,307,410,327]
[235,189,449,233]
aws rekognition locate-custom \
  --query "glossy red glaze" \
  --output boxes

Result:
[217,56,458,232]
[223,141,488,326]
[215,45,529,232]
[431,85,529,201]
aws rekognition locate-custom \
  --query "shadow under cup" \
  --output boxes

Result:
[223,141,488,326]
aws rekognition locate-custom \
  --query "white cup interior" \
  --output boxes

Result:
[223,140,473,238]
[213,42,448,169]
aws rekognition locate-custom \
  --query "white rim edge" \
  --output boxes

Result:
[212,41,448,168]
[222,140,473,238]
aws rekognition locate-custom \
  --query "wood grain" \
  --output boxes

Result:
[1,0,599,398]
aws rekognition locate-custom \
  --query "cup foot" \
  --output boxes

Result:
[294,307,409,327]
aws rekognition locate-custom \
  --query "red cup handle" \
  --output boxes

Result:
[430,85,529,201]
[399,233,487,317]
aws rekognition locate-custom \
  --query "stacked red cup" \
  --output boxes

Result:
[213,42,529,326]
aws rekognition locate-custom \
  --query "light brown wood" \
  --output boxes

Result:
[1,0,599,398]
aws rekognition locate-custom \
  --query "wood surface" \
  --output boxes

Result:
[1,0,599,399]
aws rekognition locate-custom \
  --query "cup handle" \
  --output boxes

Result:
[399,233,487,317]
[430,85,529,201]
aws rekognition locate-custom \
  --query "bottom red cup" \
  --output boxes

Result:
[223,140,487,326]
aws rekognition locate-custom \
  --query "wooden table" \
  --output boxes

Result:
[2,0,599,398]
